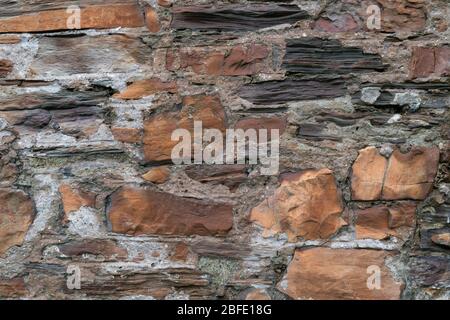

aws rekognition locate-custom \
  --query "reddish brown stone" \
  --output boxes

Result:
[142,166,171,184]
[111,127,142,144]
[431,233,450,248]
[0,188,35,256]
[107,186,233,236]
[0,59,13,77]
[143,95,227,162]
[351,147,388,201]
[313,15,359,32]
[0,36,21,44]
[114,78,177,100]
[168,45,270,76]
[382,147,440,200]
[158,0,172,7]
[245,289,271,300]
[58,239,128,259]
[145,7,161,33]
[355,203,416,240]
[59,184,96,221]
[410,47,450,79]
[278,248,402,300]
[0,278,28,298]
[250,169,345,241]
[0,4,145,33]
[378,0,426,33]
[352,146,439,201]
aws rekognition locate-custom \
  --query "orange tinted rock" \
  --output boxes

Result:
[114,78,177,100]
[0,59,13,77]
[143,95,227,162]
[107,186,233,236]
[158,0,172,7]
[169,45,269,76]
[351,147,388,201]
[382,147,440,200]
[145,7,161,33]
[0,4,145,33]
[0,36,21,44]
[0,189,35,256]
[59,184,96,221]
[250,168,345,241]
[431,233,450,248]
[245,289,271,300]
[378,0,426,33]
[410,47,450,79]
[111,127,142,143]
[278,248,402,300]
[355,203,416,240]
[0,278,28,298]
[142,166,171,184]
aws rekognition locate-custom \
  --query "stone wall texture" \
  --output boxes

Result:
[0,0,449,300]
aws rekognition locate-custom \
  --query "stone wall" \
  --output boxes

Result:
[0,0,449,300]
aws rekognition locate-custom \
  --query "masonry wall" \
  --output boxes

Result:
[0,0,449,300]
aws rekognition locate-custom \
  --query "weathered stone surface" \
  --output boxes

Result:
[279,248,402,300]
[167,44,270,76]
[235,116,287,137]
[0,278,28,298]
[250,169,345,241]
[431,232,450,249]
[410,47,450,79]
[0,188,35,255]
[351,146,439,201]
[171,4,309,31]
[245,289,271,300]
[145,6,161,33]
[107,186,233,236]
[169,242,190,262]
[57,239,128,259]
[30,35,151,78]
[355,203,416,240]
[0,4,145,33]
[59,184,96,221]
[351,147,388,201]
[114,78,177,100]
[378,0,427,33]
[313,14,359,33]
[143,95,227,162]
[383,147,440,200]
[283,38,386,75]
[0,59,13,77]
[142,166,171,184]
[185,165,248,191]
[111,127,141,144]
[238,78,346,105]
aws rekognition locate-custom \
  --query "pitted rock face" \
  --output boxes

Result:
[250,168,345,241]
[0,188,35,256]
[278,248,402,300]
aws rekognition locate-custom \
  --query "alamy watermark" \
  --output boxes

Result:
[171,121,280,176]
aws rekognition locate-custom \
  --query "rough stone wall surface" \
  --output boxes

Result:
[0,0,449,300]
